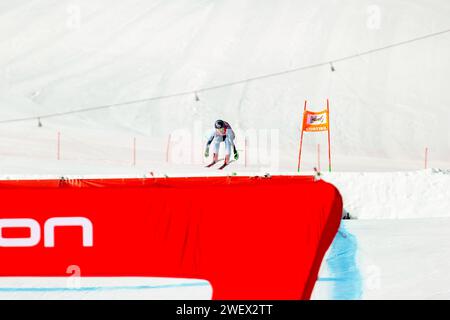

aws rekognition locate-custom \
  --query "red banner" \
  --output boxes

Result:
[303,109,329,132]
[0,175,342,299]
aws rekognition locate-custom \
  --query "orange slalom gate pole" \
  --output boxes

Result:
[166,134,171,163]
[244,137,248,167]
[133,137,136,166]
[327,99,332,172]
[57,131,61,160]
[317,143,321,172]
[297,100,307,172]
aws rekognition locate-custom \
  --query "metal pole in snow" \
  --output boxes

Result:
[317,143,321,172]
[133,137,136,166]
[166,134,171,163]
[57,131,60,160]
[245,137,248,167]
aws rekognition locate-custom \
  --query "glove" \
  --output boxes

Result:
[204,148,209,158]
[234,150,239,160]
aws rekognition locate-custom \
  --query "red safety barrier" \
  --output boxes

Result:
[0,175,342,299]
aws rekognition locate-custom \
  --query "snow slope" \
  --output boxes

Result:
[313,218,450,300]
[0,0,449,172]
[322,169,450,219]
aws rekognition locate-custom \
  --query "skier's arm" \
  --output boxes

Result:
[204,131,215,157]
[227,129,239,160]
[206,135,214,148]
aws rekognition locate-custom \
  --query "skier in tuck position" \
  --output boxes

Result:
[204,120,239,169]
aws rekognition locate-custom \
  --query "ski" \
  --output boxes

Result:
[205,159,233,169]
[218,162,229,170]
[205,161,218,168]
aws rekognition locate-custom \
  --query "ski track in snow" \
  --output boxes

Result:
[318,223,363,300]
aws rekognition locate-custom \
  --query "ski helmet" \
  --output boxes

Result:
[215,120,224,129]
